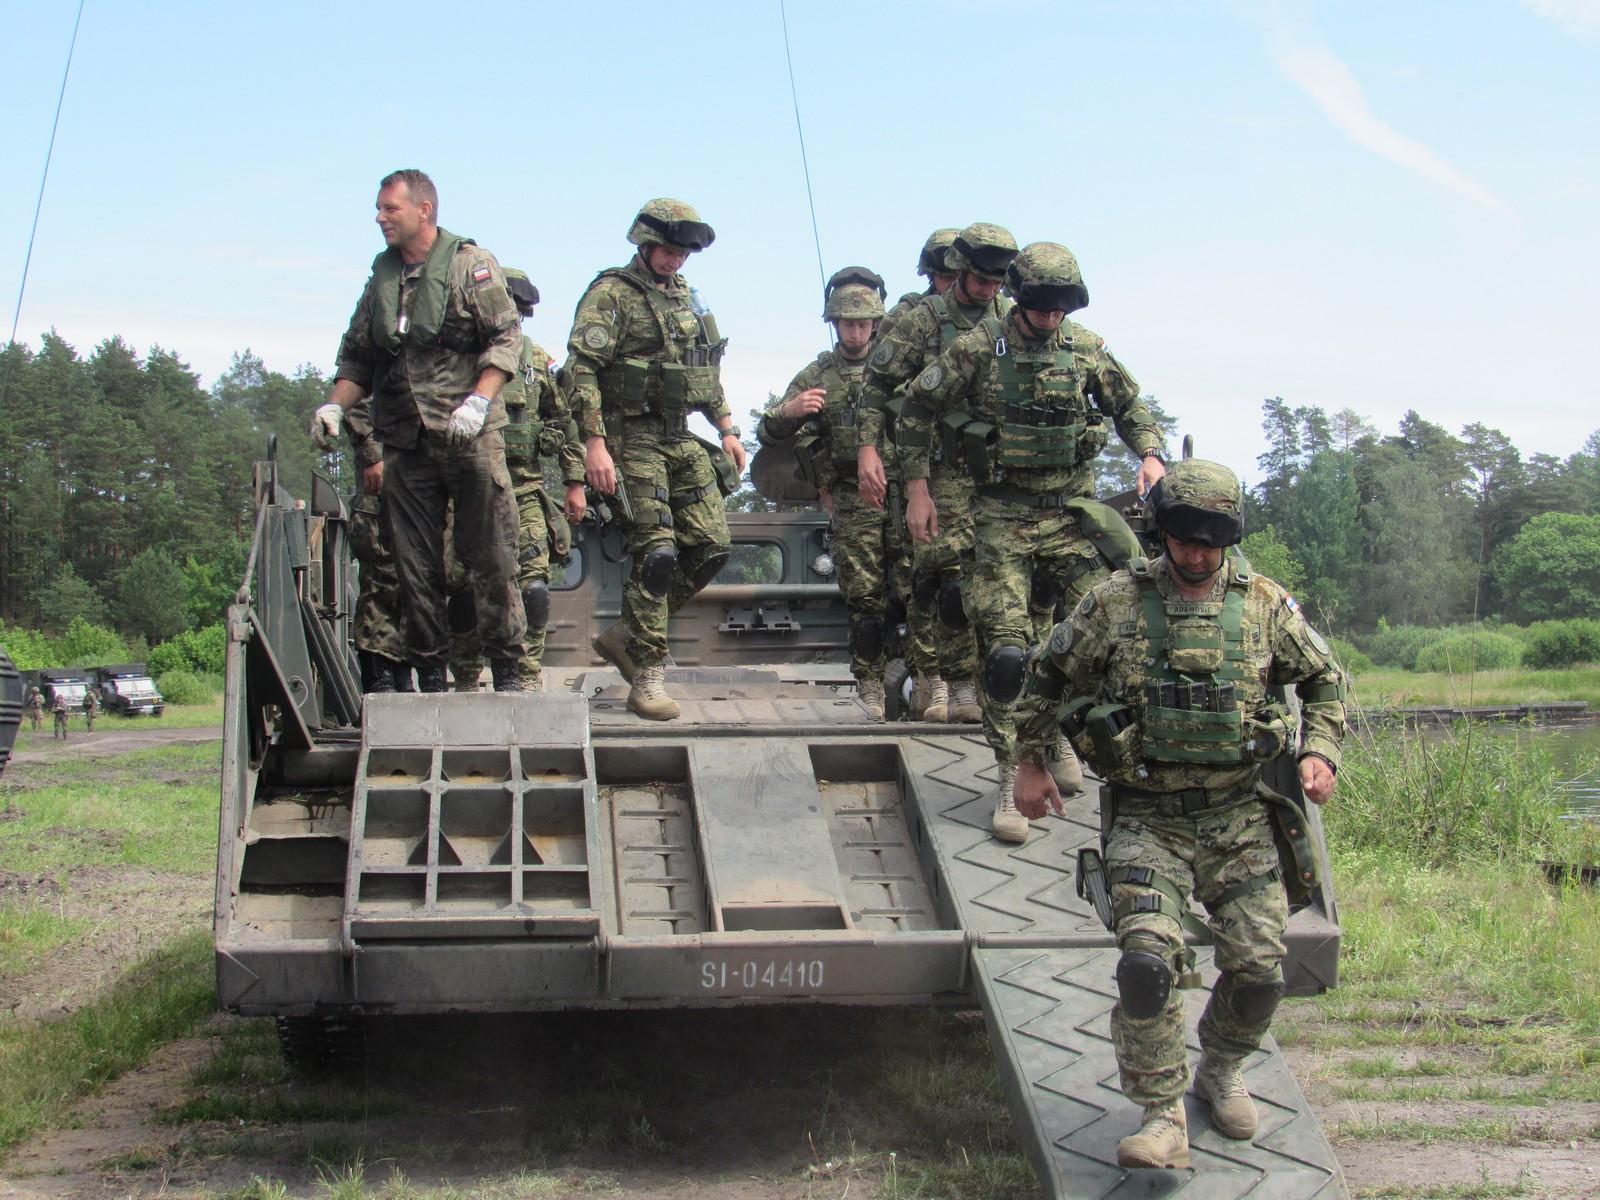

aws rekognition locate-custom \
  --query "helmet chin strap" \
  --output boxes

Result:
[1169,558,1221,585]
[638,247,672,284]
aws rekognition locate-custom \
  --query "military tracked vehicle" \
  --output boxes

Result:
[215,445,1348,1197]
[0,648,21,777]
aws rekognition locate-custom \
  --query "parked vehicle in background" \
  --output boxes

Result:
[29,668,91,715]
[93,664,166,717]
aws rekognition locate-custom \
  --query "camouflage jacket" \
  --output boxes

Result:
[896,308,1162,495]
[561,256,731,441]
[760,348,872,491]
[504,335,583,486]
[856,288,1008,452]
[1016,555,1346,787]
[334,232,522,449]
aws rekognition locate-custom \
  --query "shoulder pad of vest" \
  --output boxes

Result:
[924,293,948,318]
[1128,556,1152,579]
[815,350,835,368]
[978,315,1005,344]
[1229,551,1253,586]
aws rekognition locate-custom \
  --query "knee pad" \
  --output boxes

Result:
[885,594,907,631]
[521,580,550,630]
[638,544,678,600]
[983,642,1029,704]
[446,589,477,635]
[850,614,885,662]
[1116,944,1173,1021]
[936,577,968,629]
[685,545,731,590]
[911,568,941,607]
[1029,569,1058,614]
[1215,970,1284,1025]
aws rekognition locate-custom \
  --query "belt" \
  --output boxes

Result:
[1107,781,1255,818]
[978,484,1071,509]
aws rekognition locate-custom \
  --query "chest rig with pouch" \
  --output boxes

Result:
[890,293,1006,468]
[596,270,726,432]
[795,353,866,486]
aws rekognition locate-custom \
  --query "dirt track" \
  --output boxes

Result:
[5,725,220,767]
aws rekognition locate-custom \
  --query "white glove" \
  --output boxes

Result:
[311,402,345,449]
[447,392,491,450]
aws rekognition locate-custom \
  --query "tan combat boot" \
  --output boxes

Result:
[948,677,982,723]
[524,667,544,693]
[1049,737,1085,795]
[923,677,950,723]
[627,663,681,721]
[1116,1101,1189,1169]
[857,678,887,721]
[591,622,638,683]
[909,673,939,720]
[1194,1054,1258,1139]
[991,763,1029,844]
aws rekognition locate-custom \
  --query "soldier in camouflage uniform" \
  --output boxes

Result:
[25,686,42,731]
[1013,459,1346,1170]
[51,692,68,739]
[901,242,1166,841]
[83,687,97,732]
[311,168,527,693]
[564,199,746,721]
[447,270,586,691]
[857,223,1021,726]
[760,268,891,718]
[343,396,413,693]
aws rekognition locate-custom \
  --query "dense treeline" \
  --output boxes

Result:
[0,334,353,640]
[1241,399,1600,633]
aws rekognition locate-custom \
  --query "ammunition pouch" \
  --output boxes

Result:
[602,357,718,423]
[996,415,1086,471]
[502,406,544,466]
[1085,703,1141,775]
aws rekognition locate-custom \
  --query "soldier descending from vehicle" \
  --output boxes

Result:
[856,222,1022,727]
[760,267,893,719]
[566,198,746,721]
[447,269,587,692]
[311,168,528,694]
[899,242,1167,843]
[25,686,43,732]
[1012,458,1345,1170]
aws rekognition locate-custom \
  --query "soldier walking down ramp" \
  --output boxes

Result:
[760,268,892,718]
[310,168,528,693]
[1013,458,1346,1170]
[564,199,746,721]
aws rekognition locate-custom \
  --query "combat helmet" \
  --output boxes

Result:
[627,198,716,251]
[1147,459,1245,548]
[946,222,1018,282]
[1005,242,1089,314]
[503,268,540,316]
[823,265,887,320]
[917,228,960,277]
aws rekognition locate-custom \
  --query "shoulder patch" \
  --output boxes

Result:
[472,263,493,286]
[1048,622,1074,656]
[1306,624,1331,656]
[581,325,610,350]
[870,342,894,366]
[1075,593,1096,617]
[916,363,943,390]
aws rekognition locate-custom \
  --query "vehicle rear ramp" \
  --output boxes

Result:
[219,684,1344,1197]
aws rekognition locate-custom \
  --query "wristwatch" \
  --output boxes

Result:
[1141,450,1166,464]
[721,425,742,440]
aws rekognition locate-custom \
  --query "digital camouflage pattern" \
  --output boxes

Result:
[562,254,733,668]
[916,228,960,277]
[1017,553,1347,1111]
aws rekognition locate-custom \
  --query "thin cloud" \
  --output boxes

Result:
[1521,0,1600,38]
[1238,1,1513,216]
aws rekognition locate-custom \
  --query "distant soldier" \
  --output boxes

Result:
[25,686,43,731]
[760,267,891,718]
[51,693,68,740]
[564,198,746,720]
[83,688,98,732]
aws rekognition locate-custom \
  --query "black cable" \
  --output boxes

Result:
[10,0,87,348]
[779,0,826,291]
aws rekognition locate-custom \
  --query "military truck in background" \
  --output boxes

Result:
[0,648,21,777]
[213,444,1349,1198]
[29,668,91,714]
[92,664,166,717]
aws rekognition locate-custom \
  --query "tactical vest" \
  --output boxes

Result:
[798,351,868,479]
[892,293,1010,465]
[591,268,725,428]
[944,316,1107,485]
[502,336,548,464]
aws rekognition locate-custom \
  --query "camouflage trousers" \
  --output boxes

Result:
[349,492,408,666]
[915,469,978,681]
[886,487,936,677]
[1106,790,1288,1110]
[617,425,732,667]
[831,485,891,682]
[382,429,527,669]
[968,496,1112,762]
[447,482,557,687]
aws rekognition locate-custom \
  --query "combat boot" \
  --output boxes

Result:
[992,763,1029,844]
[628,664,681,721]
[1116,1101,1189,1169]
[909,673,939,720]
[416,665,447,694]
[858,678,886,721]
[490,659,525,693]
[922,678,950,723]
[591,622,638,683]
[948,677,982,723]
[360,652,395,694]
[1194,1054,1258,1139]
[1049,738,1085,796]
[524,667,543,693]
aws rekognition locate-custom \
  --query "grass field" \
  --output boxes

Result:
[1349,664,1600,710]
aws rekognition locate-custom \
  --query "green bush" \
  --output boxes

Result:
[1329,636,1373,674]
[1360,623,1452,669]
[0,623,54,671]
[148,623,226,678]
[55,617,130,667]
[1414,630,1523,673]
[1521,618,1600,669]
[155,670,220,706]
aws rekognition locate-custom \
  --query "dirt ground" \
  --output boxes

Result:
[2,732,1597,1199]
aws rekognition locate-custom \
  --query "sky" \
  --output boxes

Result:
[2,0,1597,483]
